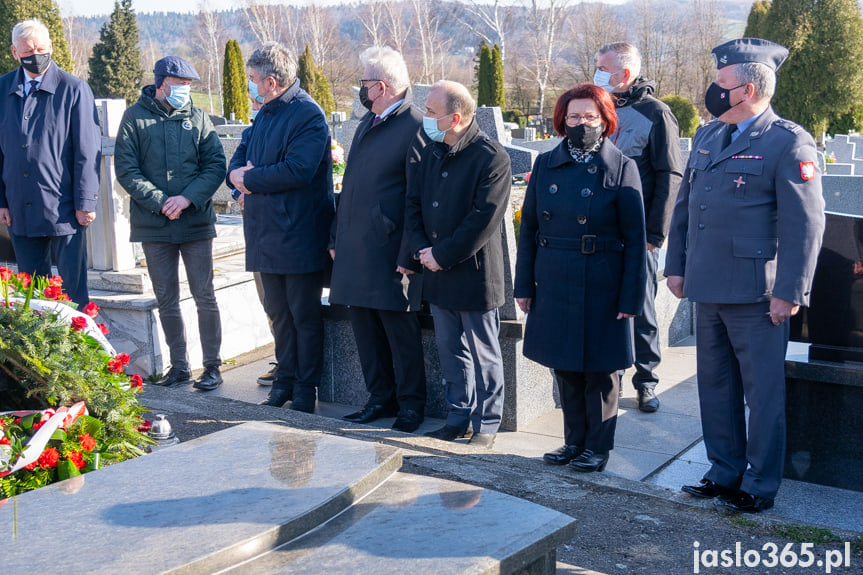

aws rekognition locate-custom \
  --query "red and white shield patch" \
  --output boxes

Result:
[800,161,815,181]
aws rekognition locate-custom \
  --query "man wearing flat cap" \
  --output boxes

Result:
[666,38,825,512]
[114,56,227,391]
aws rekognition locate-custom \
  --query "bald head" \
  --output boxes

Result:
[429,80,476,127]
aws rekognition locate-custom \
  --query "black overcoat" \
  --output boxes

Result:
[328,93,426,311]
[400,121,511,312]
[514,138,646,372]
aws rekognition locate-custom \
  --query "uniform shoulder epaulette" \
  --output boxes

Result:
[702,118,720,127]
[774,118,803,134]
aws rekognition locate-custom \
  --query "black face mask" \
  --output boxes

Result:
[359,85,375,112]
[20,52,51,75]
[566,123,603,150]
[704,82,745,118]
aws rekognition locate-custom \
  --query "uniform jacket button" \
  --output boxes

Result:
[587,164,598,174]
[431,231,438,239]
[705,185,711,191]
[700,204,707,210]
[580,188,592,198]
[540,238,548,247]
[549,184,558,194]
[577,215,587,224]
[698,223,705,229]
[432,201,439,207]
[542,211,551,220]
[441,171,448,178]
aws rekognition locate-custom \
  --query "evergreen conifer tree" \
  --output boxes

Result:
[88,0,143,105]
[743,0,772,38]
[222,39,249,123]
[0,0,73,75]
[747,0,863,135]
[297,45,334,117]
[491,44,506,109]
[476,42,493,107]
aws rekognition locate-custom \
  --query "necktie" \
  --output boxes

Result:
[372,116,382,127]
[722,124,736,148]
[28,79,38,98]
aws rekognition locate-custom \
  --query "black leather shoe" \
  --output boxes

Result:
[290,386,316,413]
[469,433,496,449]
[637,387,660,412]
[543,445,583,465]
[154,367,192,388]
[391,409,424,433]
[260,387,293,407]
[424,424,472,442]
[717,491,774,513]
[568,449,609,472]
[681,478,737,499]
[343,404,397,424]
[193,367,223,391]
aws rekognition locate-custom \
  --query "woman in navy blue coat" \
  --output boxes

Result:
[514,84,646,472]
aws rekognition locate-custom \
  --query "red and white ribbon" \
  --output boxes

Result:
[0,402,88,477]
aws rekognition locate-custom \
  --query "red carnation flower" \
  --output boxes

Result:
[137,419,152,433]
[24,461,38,470]
[97,323,110,335]
[0,434,10,446]
[70,316,88,331]
[31,420,44,431]
[79,433,97,452]
[107,358,124,374]
[117,353,131,365]
[0,267,11,281]
[37,447,60,469]
[67,451,86,470]
[42,285,63,300]
[82,302,99,318]
[15,272,31,287]
[48,275,63,286]
[129,373,143,389]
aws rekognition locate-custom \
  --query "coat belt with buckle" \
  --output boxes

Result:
[536,234,624,254]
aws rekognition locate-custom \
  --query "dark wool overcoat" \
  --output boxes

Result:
[514,138,646,372]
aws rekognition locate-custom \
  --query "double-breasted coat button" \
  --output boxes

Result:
[540,238,548,247]
[587,164,598,174]
[580,188,592,198]
[432,201,439,207]
[577,215,587,224]
[549,184,558,194]
[441,171,448,178]
[431,231,438,239]
[542,211,552,220]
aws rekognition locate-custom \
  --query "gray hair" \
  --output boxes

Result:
[247,42,296,88]
[596,42,642,79]
[431,80,476,125]
[360,46,410,92]
[732,62,776,99]
[11,19,50,46]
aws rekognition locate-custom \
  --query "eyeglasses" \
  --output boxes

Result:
[566,114,602,125]
[359,78,385,86]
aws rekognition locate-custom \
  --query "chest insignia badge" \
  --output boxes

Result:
[182,120,193,131]
[733,176,746,189]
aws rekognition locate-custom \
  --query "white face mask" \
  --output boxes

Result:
[593,70,617,93]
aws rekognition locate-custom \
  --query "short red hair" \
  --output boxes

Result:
[552,84,617,139]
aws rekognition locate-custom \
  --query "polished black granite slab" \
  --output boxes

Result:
[784,342,863,492]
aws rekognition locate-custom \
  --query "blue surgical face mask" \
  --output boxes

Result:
[423,114,451,143]
[165,83,191,109]
[248,79,265,104]
[593,69,616,92]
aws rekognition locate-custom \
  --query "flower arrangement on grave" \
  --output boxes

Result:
[0,268,152,498]
[826,152,837,164]
[332,139,346,175]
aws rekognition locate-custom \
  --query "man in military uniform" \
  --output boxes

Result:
[665,38,825,513]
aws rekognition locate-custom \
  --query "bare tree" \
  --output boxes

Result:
[196,2,225,115]
[521,0,570,116]
[383,1,412,58]
[62,15,93,80]
[305,3,337,69]
[565,3,627,84]
[451,0,511,64]
[411,0,446,84]
[688,0,725,108]
[358,2,386,47]
[242,0,283,45]
[629,0,677,93]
